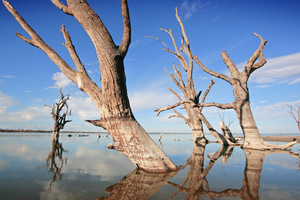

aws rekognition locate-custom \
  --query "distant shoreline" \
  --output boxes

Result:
[1,129,299,143]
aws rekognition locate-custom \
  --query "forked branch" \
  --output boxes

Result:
[3,0,77,84]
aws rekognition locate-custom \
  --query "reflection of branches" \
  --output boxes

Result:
[97,169,178,200]
[168,144,233,199]
[46,139,67,191]
[201,148,299,200]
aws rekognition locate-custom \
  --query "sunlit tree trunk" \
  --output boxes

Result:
[3,0,177,172]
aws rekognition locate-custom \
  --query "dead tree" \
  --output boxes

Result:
[288,103,300,133]
[218,111,236,142]
[194,33,296,150]
[3,0,176,172]
[45,87,72,140]
[154,8,235,145]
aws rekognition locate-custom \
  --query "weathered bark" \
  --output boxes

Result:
[45,87,72,140]
[154,8,232,145]
[97,169,178,200]
[194,33,296,150]
[3,0,176,172]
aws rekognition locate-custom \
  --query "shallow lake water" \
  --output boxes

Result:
[0,132,299,200]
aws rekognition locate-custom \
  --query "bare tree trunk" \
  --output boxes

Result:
[194,33,296,150]
[3,0,176,172]
[236,101,264,148]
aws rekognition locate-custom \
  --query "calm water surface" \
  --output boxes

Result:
[0,133,299,200]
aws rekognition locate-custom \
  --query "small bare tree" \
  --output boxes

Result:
[45,87,72,140]
[154,8,235,145]
[194,33,296,150]
[288,103,300,133]
[3,0,176,172]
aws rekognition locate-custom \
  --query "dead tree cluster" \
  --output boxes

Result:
[3,0,298,172]
[155,8,296,150]
[45,87,72,140]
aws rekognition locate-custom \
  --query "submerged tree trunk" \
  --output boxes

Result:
[3,0,176,172]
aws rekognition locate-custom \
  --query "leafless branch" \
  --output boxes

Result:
[155,100,191,116]
[194,55,233,84]
[244,32,267,75]
[119,0,131,56]
[3,0,78,84]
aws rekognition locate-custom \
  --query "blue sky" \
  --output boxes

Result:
[0,0,300,134]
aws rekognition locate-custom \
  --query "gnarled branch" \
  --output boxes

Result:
[244,32,267,75]
[155,100,191,116]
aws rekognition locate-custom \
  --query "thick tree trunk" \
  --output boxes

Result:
[90,118,177,172]
[236,102,264,149]
[233,82,264,149]
[3,0,177,172]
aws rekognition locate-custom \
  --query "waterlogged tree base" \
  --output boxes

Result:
[88,118,178,172]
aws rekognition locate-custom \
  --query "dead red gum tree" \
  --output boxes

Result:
[154,8,237,146]
[3,0,177,172]
[193,33,296,150]
[155,8,296,150]
[45,87,72,141]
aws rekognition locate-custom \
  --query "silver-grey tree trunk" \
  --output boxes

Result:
[194,34,297,150]
[3,0,177,172]
[154,8,234,145]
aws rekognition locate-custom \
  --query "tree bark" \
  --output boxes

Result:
[3,0,177,172]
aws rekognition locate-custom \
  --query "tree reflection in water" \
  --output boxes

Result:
[97,143,299,200]
[46,138,67,191]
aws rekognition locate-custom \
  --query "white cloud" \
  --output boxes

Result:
[248,52,300,85]
[0,91,49,123]
[253,101,297,116]
[3,106,49,122]
[0,91,18,114]
[0,75,15,79]
[68,96,99,120]
[179,1,199,20]
[50,72,74,88]
[129,88,178,112]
